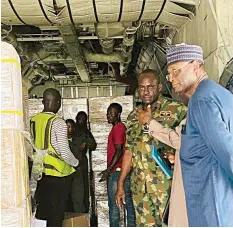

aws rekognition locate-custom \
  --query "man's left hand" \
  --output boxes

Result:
[99,169,110,182]
[136,105,152,125]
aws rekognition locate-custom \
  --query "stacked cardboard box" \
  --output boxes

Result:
[1,42,31,227]
[89,96,134,227]
[63,213,90,227]
[62,98,88,120]
[28,98,88,121]
[28,99,44,118]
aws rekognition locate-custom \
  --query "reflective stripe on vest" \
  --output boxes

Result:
[30,112,75,177]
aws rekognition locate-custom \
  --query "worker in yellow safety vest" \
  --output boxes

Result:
[30,88,79,227]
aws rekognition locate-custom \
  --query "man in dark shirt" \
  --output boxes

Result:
[73,111,97,213]
[100,103,136,227]
[66,119,86,213]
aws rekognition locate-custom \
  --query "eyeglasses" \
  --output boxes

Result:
[166,61,193,81]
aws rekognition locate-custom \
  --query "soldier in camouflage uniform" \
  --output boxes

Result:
[115,69,187,227]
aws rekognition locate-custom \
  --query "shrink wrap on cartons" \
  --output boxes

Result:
[22,79,30,131]
[1,129,30,208]
[22,133,31,197]
[1,196,31,227]
[93,171,108,198]
[28,98,63,118]
[28,99,43,118]
[1,41,23,130]
[89,96,134,123]
[96,200,109,227]
[22,79,33,158]
[62,98,88,120]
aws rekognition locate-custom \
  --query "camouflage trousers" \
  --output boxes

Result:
[132,191,168,227]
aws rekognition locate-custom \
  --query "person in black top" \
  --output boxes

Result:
[73,112,97,213]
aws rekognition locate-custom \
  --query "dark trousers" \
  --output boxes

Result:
[83,156,90,212]
[107,171,136,227]
[71,156,89,213]
[35,174,72,227]
[71,168,86,213]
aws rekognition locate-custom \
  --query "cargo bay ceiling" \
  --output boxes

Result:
[1,0,198,89]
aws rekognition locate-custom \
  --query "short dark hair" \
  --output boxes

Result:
[139,69,160,84]
[76,111,87,119]
[65,119,75,126]
[108,103,122,113]
[43,88,61,100]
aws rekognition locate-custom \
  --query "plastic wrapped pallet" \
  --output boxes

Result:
[90,122,110,172]
[62,98,88,120]
[28,99,44,118]
[92,148,107,171]
[93,171,108,198]
[22,79,30,131]
[1,129,30,208]
[22,79,33,158]
[1,41,23,130]
[90,122,111,146]
[29,98,64,118]
[96,200,109,227]
[89,96,134,123]
[1,196,31,227]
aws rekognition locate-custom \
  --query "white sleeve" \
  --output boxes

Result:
[51,118,79,167]
[148,119,186,150]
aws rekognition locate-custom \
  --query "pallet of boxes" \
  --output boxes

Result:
[1,42,31,226]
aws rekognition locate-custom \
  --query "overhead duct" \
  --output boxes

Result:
[39,52,121,63]
[120,24,140,75]
[84,51,120,63]
[99,39,115,54]
[59,25,90,82]
[1,0,193,29]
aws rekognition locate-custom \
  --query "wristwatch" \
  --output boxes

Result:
[146,118,152,128]
[143,118,152,134]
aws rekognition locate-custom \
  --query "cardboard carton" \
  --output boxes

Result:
[63,213,90,227]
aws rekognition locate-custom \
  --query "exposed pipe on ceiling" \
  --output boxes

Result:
[16,35,124,42]
[99,39,115,54]
[120,22,141,76]
[38,51,121,63]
